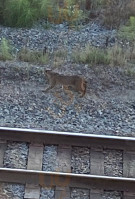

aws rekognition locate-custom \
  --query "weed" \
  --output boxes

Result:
[0,38,13,61]
[42,20,52,29]
[39,54,49,65]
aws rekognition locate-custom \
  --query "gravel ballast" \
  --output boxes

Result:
[71,188,90,199]
[3,141,28,169]
[0,183,25,199]
[104,149,123,177]
[42,145,58,171]
[102,190,123,199]
[71,147,90,174]
[40,187,55,199]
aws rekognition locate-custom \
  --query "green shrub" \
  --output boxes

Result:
[40,0,55,20]
[0,0,5,23]
[118,16,135,41]
[4,0,38,27]
[1,0,85,27]
[0,38,13,61]
[44,0,85,25]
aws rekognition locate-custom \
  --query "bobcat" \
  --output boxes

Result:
[44,70,87,97]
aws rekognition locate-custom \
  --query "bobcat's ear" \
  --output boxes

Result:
[44,69,47,74]
[44,69,51,74]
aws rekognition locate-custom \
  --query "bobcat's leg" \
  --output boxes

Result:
[79,79,87,97]
[63,85,74,105]
[43,80,56,92]
[79,91,85,97]
[54,91,66,105]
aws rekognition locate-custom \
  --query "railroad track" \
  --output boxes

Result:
[0,127,135,198]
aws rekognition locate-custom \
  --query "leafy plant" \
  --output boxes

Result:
[60,0,85,25]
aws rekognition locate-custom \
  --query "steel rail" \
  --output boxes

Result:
[0,126,135,150]
[0,168,135,191]
[0,168,135,192]
[1,126,135,140]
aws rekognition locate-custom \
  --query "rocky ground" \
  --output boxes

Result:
[0,21,116,52]
[0,60,135,136]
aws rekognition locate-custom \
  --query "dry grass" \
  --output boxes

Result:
[107,44,127,66]
[125,63,135,77]
[72,45,110,65]
[72,43,135,66]
[52,49,68,67]
[17,47,49,64]
[53,49,68,58]
[118,16,135,41]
